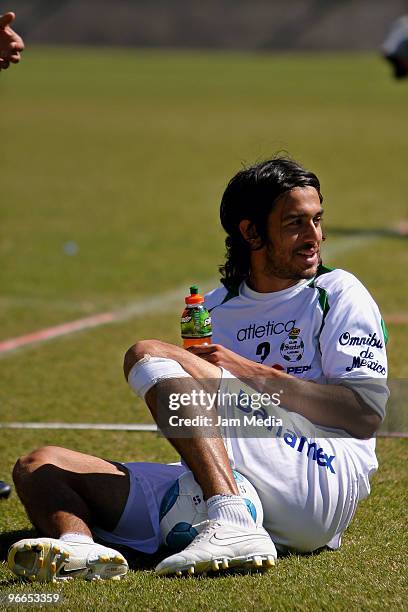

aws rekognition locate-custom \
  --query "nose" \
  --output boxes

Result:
[303,220,321,243]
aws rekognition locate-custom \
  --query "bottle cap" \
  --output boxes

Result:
[185,285,204,304]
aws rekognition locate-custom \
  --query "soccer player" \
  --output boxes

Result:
[8,158,388,581]
[0,12,24,71]
[382,15,408,79]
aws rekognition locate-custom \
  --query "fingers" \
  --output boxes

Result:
[10,37,24,53]
[0,29,24,66]
[0,50,21,68]
[9,51,21,63]
[0,12,15,29]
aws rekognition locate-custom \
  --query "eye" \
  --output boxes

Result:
[313,216,322,226]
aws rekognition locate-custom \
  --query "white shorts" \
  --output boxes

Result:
[93,370,376,554]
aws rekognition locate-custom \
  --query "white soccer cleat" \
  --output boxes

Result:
[155,520,277,576]
[7,537,128,582]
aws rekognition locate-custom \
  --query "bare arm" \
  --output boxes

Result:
[188,344,381,439]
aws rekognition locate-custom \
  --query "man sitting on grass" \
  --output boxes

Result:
[8,157,388,581]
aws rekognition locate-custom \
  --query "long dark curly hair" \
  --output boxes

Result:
[219,157,323,290]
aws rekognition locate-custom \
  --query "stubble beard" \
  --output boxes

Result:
[264,243,321,281]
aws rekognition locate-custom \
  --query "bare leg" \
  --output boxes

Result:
[124,340,239,499]
[13,446,129,538]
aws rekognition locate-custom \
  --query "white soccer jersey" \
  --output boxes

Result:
[205,265,389,501]
[206,266,387,394]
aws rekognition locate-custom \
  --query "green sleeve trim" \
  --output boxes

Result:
[316,287,330,353]
[221,286,240,305]
[208,284,240,313]
[381,318,389,345]
[315,263,336,278]
[307,263,336,287]
[307,270,331,353]
[318,287,330,319]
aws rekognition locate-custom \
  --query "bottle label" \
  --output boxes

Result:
[181,306,212,338]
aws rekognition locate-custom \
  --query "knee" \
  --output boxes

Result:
[123,339,167,380]
[13,446,60,488]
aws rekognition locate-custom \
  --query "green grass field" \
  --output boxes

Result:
[0,47,407,610]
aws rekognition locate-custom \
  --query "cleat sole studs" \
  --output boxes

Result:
[50,562,57,572]
[221,559,229,569]
[23,544,31,551]
[266,556,275,567]
[52,546,61,554]
[176,571,182,576]
[253,556,262,567]
[99,555,109,562]
[113,555,124,563]
[211,560,219,571]
[111,575,121,581]
[187,566,195,575]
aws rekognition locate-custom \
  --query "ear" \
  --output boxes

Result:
[239,219,262,248]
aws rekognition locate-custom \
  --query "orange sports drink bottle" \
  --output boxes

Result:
[181,285,212,348]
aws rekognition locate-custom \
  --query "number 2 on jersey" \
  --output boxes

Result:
[256,341,270,363]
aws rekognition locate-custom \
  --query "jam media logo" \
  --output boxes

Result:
[280,327,304,362]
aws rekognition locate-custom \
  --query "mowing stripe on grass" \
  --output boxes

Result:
[0,234,402,357]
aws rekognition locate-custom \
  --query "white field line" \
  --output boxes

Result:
[0,234,399,357]
[321,234,377,259]
[0,422,157,431]
[0,422,405,437]
[0,282,215,357]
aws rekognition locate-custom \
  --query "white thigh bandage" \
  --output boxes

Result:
[127,356,190,400]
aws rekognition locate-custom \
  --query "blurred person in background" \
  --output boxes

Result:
[382,15,408,79]
[0,11,24,71]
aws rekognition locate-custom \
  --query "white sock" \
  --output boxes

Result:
[59,533,94,544]
[207,494,255,529]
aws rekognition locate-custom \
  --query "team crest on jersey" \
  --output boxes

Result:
[280,327,304,362]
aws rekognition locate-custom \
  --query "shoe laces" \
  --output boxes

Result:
[186,520,222,548]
